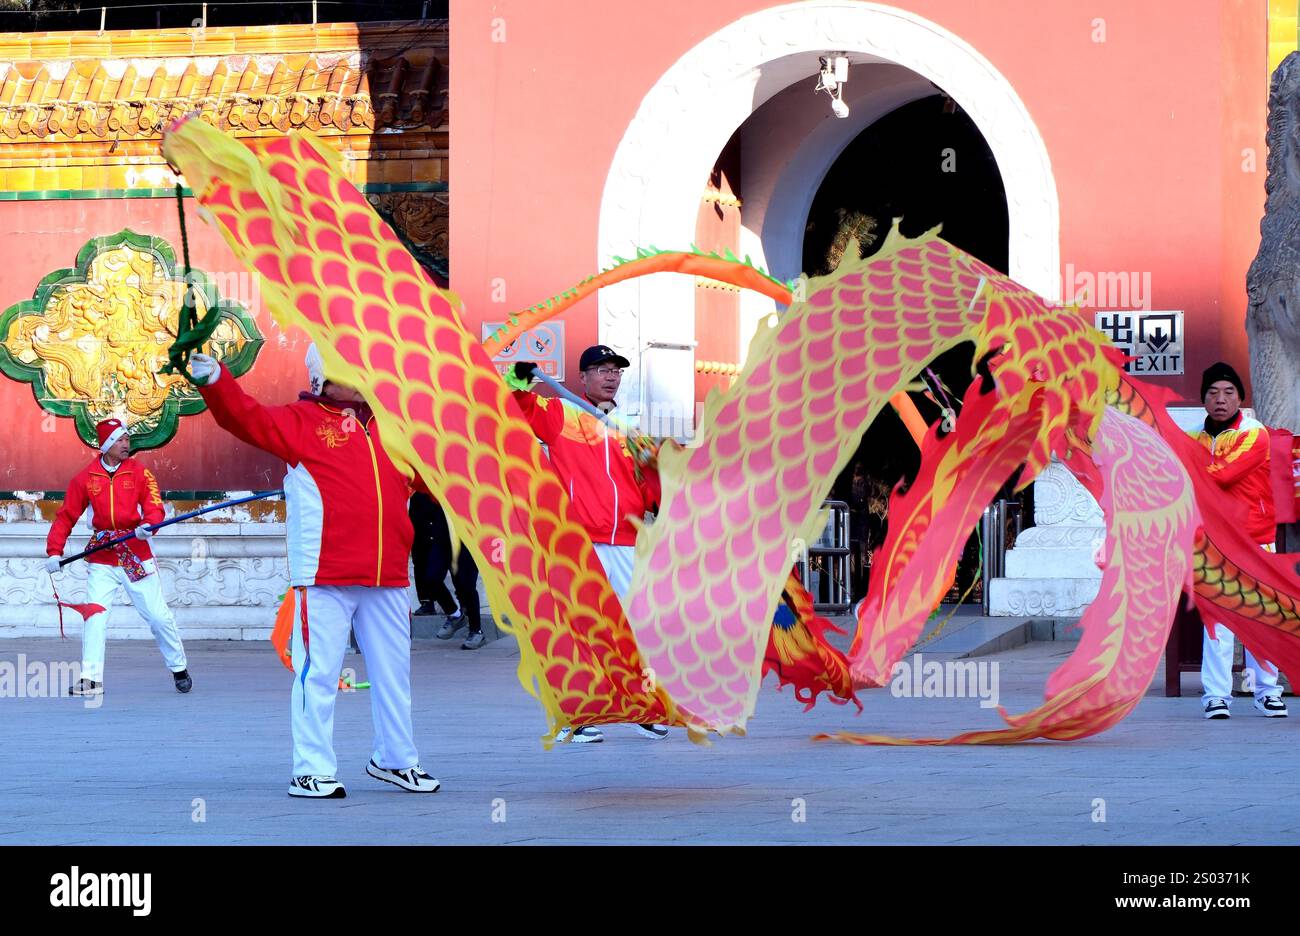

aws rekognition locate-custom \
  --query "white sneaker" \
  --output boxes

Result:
[631,724,669,739]
[1203,698,1230,719]
[555,726,604,743]
[289,775,347,798]
[1255,696,1288,718]
[366,759,440,792]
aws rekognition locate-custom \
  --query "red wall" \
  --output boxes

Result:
[450,0,1267,404]
[0,1,1271,492]
[0,197,311,491]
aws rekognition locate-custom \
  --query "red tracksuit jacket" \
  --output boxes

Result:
[47,457,164,565]
[512,390,661,546]
[201,364,415,588]
[1191,412,1276,544]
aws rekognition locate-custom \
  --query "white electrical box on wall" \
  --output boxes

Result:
[640,341,697,443]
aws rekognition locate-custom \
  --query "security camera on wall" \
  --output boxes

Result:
[816,53,850,118]
[817,56,838,91]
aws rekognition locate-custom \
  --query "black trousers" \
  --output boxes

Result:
[409,492,481,629]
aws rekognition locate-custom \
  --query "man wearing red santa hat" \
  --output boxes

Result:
[45,418,191,697]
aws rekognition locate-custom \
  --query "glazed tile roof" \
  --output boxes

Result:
[0,23,447,141]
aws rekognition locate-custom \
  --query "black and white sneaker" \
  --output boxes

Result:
[1203,698,1231,719]
[366,759,440,792]
[288,775,347,798]
[631,724,669,739]
[69,679,103,697]
[555,726,603,743]
[1255,695,1289,717]
[173,669,192,693]
[414,601,437,617]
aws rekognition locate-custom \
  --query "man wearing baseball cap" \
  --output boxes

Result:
[510,344,668,742]
[1192,361,1287,719]
[45,418,190,696]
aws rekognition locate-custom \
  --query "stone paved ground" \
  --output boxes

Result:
[3,633,1299,845]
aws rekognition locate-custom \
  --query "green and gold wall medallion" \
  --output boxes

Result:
[0,229,263,450]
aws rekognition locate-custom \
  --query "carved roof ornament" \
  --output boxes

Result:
[0,230,264,450]
[366,191,448,280]
[0,19,449,149]
[0,50,446,143]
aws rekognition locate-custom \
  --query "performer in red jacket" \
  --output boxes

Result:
[1192,362,1287,720]
[512,344,667,743]
[189,347,439,799]
[45,418,190,696]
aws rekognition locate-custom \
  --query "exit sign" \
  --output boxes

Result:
[1094,310,1183,375]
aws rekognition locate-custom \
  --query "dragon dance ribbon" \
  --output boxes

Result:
[1097,376,1300,681]
[819,407,1198,744]
[1269,428,1299,524]
[162,118,1300,746]
[766,569,860,712]
[620,226,1113,738]
[164,118,671,744]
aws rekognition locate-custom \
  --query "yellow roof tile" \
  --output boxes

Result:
[0,21,447,144]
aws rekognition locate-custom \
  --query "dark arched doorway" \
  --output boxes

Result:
[802,94,1015,607]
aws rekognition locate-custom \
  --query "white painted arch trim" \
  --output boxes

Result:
[597,0,1060,416]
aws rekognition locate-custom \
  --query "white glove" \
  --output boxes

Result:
[45,556,61,573]
[189,353,221,386]
[134,526,153,540]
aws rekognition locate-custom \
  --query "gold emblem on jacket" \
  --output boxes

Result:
[315,420,351,449]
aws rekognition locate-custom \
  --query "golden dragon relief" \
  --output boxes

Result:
[0,231,264,449]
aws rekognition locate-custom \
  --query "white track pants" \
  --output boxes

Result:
[290,585,419,778]
[1202,625,1281,703]
[81,561,187,683]
[593,542,666,734]
[592,543,635,603]
[1201,542,1282,704]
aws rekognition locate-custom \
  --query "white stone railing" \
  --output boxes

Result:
[0,521,289,640]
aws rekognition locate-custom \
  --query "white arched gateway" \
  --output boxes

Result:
[597,0,1060,426]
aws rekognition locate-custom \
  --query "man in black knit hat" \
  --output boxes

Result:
[1191,361,1286,719]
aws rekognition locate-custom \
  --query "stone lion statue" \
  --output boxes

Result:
[1247,51,1300,433]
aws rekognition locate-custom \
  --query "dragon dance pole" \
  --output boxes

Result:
[533,369,929,450]
[531,371,628,431]
[57,489,284,568]
[529,370,661,467]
